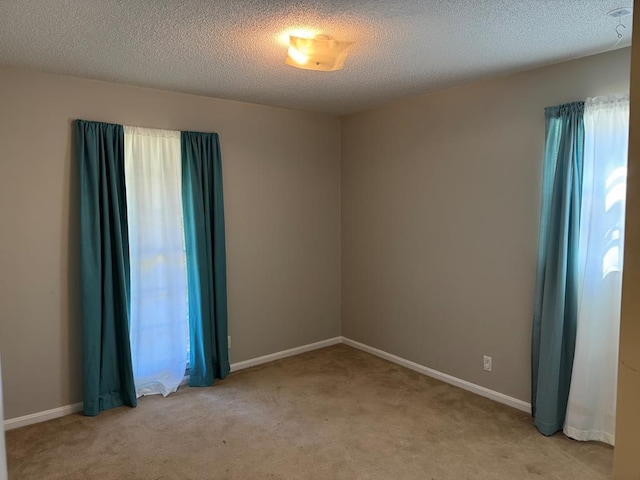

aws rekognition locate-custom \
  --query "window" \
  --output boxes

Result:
[564,95,629,445]
[124,126,189,397]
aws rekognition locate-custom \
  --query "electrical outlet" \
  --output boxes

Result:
[483,355,492,372]
[228,336,231,349]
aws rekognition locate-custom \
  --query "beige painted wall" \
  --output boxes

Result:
[341,48,631,402]
[0,68,341,420]
[0,46,633,427]
[614,4,640,477]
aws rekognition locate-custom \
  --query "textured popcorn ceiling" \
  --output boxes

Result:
[0,1,633,115]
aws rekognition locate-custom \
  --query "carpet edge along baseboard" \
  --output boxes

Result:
[3,335,530,430]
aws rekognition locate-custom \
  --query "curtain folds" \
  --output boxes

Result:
[181,131,230,386]
[531,102,584,436]
[563,95,629,445]
[77,120,137,416]
[124,126,189,398]
[77,122,229,414]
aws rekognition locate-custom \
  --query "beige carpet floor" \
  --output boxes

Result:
[6,344,612,479]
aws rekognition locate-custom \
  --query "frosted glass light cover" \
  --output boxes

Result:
[286,35,354,72]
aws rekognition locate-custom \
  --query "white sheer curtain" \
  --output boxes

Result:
[564,95,629,445]
[124,126,189,398]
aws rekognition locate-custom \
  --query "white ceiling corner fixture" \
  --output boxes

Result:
[285,34,355,72]
[607,7,633,47]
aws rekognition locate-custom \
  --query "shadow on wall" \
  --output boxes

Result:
[65,121,82,406]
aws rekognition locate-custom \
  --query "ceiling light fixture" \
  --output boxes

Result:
[286,34,354,72]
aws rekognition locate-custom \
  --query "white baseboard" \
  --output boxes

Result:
[3,335,529,430]
[2,337,341,431]
[4,402,83,431]
[2,337,342,430]
[230,337,342,372]
[340,337,532,414]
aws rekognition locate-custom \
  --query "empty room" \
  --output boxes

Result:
[1,0,640,478]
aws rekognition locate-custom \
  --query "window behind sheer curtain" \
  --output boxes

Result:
[124,126,189,397]
[564,95,629,445]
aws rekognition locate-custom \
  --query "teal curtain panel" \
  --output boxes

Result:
[181,131,230,386]
[531,102,584,436]
[76,120,137,416]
